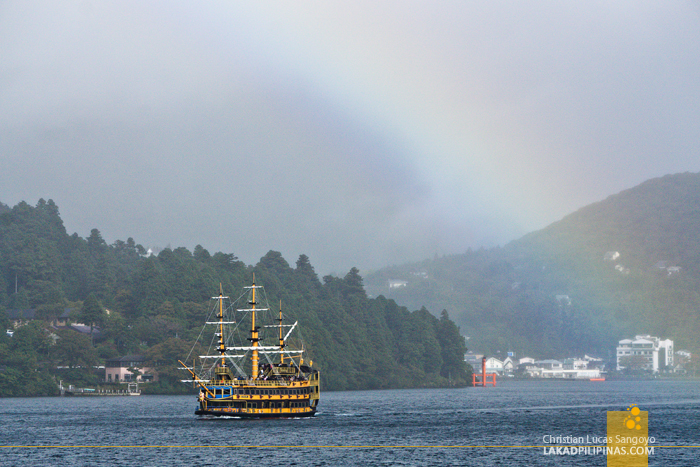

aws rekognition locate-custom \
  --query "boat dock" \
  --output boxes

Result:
[61,382,141,396]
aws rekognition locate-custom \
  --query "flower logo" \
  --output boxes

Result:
[624,404,642,430]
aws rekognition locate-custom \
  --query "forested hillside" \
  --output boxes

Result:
[366,172,700,359]
[0,200,470,396]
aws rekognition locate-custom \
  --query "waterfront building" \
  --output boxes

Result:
[105,355,157,383]
[616,335,674,372]
[534,359,563,370]
[562,358,588,370]
[518,357,535,365]
[502,356,516,374]
[485,357,504,375]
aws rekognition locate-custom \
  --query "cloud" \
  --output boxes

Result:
[1,1,699,274]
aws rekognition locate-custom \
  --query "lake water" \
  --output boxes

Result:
[1,380,699,466]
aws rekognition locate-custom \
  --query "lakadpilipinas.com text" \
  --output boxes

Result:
[541,435,655,456]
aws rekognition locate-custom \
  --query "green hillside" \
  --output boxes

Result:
[366,172,700,359]
[0,200,470,396]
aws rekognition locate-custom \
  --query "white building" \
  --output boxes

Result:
[563,358,588,370]
[519,357,535,366]
[524,359,600,379]
[502,357,516,374]
[485,357,504,375]
[534,359,563,370]
[105,355,157,383]
[616,335,674,372]
[527,368,602,379]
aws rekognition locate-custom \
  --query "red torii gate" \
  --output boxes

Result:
[472,356,496,387]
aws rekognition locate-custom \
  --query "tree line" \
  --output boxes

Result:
[0,200,470,396]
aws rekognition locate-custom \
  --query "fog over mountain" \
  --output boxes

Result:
[2,2,699,274]
[366,173,700,357]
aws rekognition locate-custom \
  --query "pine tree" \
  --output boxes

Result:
[79,293,105,343]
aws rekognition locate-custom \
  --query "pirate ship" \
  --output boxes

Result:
[179,277,320,417]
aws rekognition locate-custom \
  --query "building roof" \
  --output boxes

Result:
[106,354,147,363]
[52,324,102,338]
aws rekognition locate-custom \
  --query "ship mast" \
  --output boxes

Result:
[249,274,260,379]
[215,284,227,368]
[278,300,285,365]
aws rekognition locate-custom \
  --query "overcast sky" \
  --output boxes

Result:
[1,1,699,275]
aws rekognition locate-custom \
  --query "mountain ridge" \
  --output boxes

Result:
[366,172,700,358]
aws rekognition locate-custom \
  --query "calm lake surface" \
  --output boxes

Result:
[1,380,699,466]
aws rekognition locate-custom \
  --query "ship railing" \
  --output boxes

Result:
[226,379,307,387]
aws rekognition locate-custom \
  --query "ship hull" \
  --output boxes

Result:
[195,408,316,418]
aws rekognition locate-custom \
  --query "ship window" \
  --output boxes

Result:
[244,389,250,395]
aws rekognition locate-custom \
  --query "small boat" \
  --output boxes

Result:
[179,277,320,418]
[589,377,606,382]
